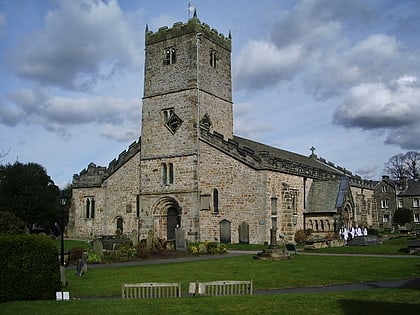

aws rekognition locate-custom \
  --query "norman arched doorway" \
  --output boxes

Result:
[152,197,182,241]
[167,207,180,240]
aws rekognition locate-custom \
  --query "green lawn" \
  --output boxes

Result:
[4,237,420,314]
[308,236,414,255]
[3,289,420,315]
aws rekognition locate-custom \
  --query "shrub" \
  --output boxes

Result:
[294,229,308,244]
[0,211,27,234]
[0,234,61,302]
[187,241,227,255]
[69,247,86,263]
[87,252,102,264]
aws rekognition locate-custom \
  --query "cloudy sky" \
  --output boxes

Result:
[1,0,419,187]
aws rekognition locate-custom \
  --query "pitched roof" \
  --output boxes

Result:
[307,179,341,213]
[398,179,420,197]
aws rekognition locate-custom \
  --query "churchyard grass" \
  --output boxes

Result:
[307,235,413,255]
[54,239,91,252]
[63,254,419,297]
[3,289,419,314]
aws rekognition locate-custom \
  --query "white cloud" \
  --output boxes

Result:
[1,88,140,141]
[10,0,143,91]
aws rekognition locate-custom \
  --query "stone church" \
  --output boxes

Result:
[68,14,378,244]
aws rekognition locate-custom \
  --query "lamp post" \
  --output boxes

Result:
[59,192,67,266]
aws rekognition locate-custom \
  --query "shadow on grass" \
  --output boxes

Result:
[339,299,420,315]
[339,278,420,315]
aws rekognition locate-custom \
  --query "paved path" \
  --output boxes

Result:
[67,250,420,299]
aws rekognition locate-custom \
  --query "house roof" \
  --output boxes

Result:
[398,179,420,197]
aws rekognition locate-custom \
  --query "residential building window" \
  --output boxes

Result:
[414,213,420,223]
[213,188,219,214]
[126,204,132,213]
[162,162,174,185]
[383,213,390,222]
[380,199,389,209]
[210,50,218,68]
[398,199,403,208]
[85,197,95,219]
[381,185,387,193]
[413,198,420,208]
[165,47,176,65]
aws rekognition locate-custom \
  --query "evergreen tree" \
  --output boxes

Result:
[0,162,60,231]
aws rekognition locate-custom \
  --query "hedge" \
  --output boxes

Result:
[0,234,61,302]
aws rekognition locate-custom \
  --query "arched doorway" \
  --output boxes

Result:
[152,197,182,241]
[167,207,180,240]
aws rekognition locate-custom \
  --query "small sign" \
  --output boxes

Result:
[56,291,70,301]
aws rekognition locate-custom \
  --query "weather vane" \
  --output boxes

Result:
[187,2,196,19]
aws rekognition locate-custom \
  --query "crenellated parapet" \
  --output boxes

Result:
[107,139,141,175]
[72,162,108,188]
[200,128,377,188]
[73,138,141,188]
[145,15,231,51]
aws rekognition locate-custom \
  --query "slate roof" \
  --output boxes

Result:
[233,136,344,175]
[306,179,341,213]
[398,179,420,197]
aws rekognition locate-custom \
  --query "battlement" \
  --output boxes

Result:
[72,162,108,188]
[200,128,376,189]
[73,138,141,188]
[107,139,141,175]
[145,15,231,51]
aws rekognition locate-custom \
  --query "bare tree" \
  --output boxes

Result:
[0,148,10,163]
[384,151,420,180]
[404,151,420,179]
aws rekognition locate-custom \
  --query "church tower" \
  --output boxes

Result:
[139,14,232,241]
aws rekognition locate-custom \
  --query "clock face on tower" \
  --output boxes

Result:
[165,111,183,134]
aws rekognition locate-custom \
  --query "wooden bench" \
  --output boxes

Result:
[122,282,181,299]
[189,280,253,296]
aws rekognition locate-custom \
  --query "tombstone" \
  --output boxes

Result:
[220,220,231,244]
[239,222,249,244]
[92,239,104,259]
[146,230,154,250]
[175,228,186,251]
[75,252,88,277]
[131,229,138,246]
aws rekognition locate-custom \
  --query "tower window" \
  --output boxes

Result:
[162,162,174,185]
[162,108,174,123]
[165,47,176,65]
[210,50,218,68]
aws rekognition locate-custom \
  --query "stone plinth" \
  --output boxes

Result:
[254,248,291,261]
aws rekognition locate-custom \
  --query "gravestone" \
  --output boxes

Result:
[220,220,231,244]
[92,239,104,259]
[175,228,186,251]
[75,252,88,277]
[146,230,154,250]
[131,229,138,245]
[239,222,249,244]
